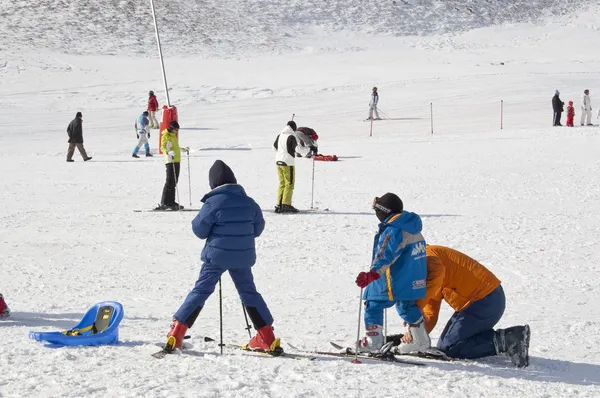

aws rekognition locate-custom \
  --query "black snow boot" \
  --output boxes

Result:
[281,205,299,213]
[494,325,530,367]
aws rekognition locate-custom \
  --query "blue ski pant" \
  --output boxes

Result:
[174,264,273,329]
[437,285,505,359]
[364,299,422,327]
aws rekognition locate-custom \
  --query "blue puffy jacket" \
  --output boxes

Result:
[192,184,265,269]
[363,211,427,302]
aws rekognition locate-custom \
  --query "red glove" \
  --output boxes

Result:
[355,270,381,288]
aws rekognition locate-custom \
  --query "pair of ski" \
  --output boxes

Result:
[152,336,450,366]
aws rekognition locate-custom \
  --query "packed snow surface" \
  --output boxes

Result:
[2,1,600,397]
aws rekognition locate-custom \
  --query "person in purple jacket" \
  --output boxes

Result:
[162,160,278,353]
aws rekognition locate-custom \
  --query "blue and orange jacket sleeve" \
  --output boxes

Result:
[417,254,446,333]
[371,227,402,275]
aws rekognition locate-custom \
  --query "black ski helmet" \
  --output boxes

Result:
[142,111,149,116]
[149,90,154,96]
[287,121,297,131]
[169,120,180,130]
[373,193,403,222]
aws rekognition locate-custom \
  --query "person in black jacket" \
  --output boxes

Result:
[66,112,92,162]
[552,90,564,127]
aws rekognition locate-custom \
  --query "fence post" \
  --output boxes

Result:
[500,100,503,130]
[430,102,434,134]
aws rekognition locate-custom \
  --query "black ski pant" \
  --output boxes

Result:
[161,162,180,205]
[553,111,562,126]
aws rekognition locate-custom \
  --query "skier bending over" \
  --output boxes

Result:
[295,127,319,158]
[0,294,10,319]
[355,193,430,354]
[164,160,279,353]
[132,111,153,158]
[407,245,530,367]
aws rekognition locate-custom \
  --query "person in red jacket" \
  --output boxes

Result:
[0,294,10,319]
[566,101,575,127]
[148,90,159,129]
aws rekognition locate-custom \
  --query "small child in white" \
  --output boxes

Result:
[133,111,153,158]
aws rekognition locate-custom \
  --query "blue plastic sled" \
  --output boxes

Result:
[29,301,123,346]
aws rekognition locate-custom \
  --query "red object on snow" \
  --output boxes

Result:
[314,154,338,161]
[159,105,179,154]
[566,105,575,127]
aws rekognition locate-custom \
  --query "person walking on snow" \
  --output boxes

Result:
[156,121,183,210]
[406,245,530,367]
[272,121,309,213]
[581,89,592,126]
[355,193,430,354]
[552,90,564,126]
[566,101,575,127]
[66,112,92,162]
[367,87,380,121]
[0,294,10,319]
[148,90,159,129]
[132,111,153,158]
[163,160,279,353]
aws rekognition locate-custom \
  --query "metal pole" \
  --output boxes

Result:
[186,149,192,207]
[150,0,171,107]
[310,158,315,210]
[242,305,253,339]
[219,277,224,355]
[369,117,373,137]
[430,102,434,134]
[352,288,364,364]
[501,100,504,130]
[291,113,295,121]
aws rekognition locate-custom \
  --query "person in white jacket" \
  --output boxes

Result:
[367,87,380,120]
[272,121,309,213]
[581,89,592,126]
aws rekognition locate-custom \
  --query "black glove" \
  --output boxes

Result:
[148,133,150,139]
[136,133,139,139]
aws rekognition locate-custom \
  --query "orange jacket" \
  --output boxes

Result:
[416,245,501,333]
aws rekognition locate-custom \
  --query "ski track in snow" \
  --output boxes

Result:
[2,3,600,398]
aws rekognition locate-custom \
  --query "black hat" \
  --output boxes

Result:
[76,112,82,118]
[287,121,297,131]
[143,111,149,116]
[169,120,180,130]
[209,160,237,189]
[149,90,154,96]
[373,193,403,222]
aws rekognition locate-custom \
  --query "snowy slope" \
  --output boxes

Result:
[3,1,600,398]
[1,0,593,58]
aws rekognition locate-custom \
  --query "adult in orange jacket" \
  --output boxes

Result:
[412,245,530,367]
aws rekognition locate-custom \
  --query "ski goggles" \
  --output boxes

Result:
[372,197,391,214]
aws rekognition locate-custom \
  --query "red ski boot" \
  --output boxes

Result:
[164,319,188,352]
[0,294,9,319]
[245,325,281,353]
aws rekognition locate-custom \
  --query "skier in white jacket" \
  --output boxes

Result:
[367,87,380,121]
[581,89,592,126]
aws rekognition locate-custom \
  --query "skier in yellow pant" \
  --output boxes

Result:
[273,121,309,213]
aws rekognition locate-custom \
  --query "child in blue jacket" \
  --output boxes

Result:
[355,193,430,353]
[163,160,278,352]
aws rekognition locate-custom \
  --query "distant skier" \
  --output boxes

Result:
[132,111,153,158]
[552,90,564,126]
[566,101,575,127]
[148,90,159,129]
[581,89,592,126]
[295,127,319,158]
[367,86,380,121]
[272,121,309,213]
[66,112,92,162]
[410,245,530,367]
[355,193,430,354]
[156,121,183,210]
[0,294,10,319]
[163,160,280,353]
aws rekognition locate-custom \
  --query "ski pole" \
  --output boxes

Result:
[352,287,364,364]
[186,148,192,207]
[384,308,387,343]
[291,113,295,121]
[310,157,315,210]
[219,277,224,355]
[172,161,181,211]
[242,305,252,339]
